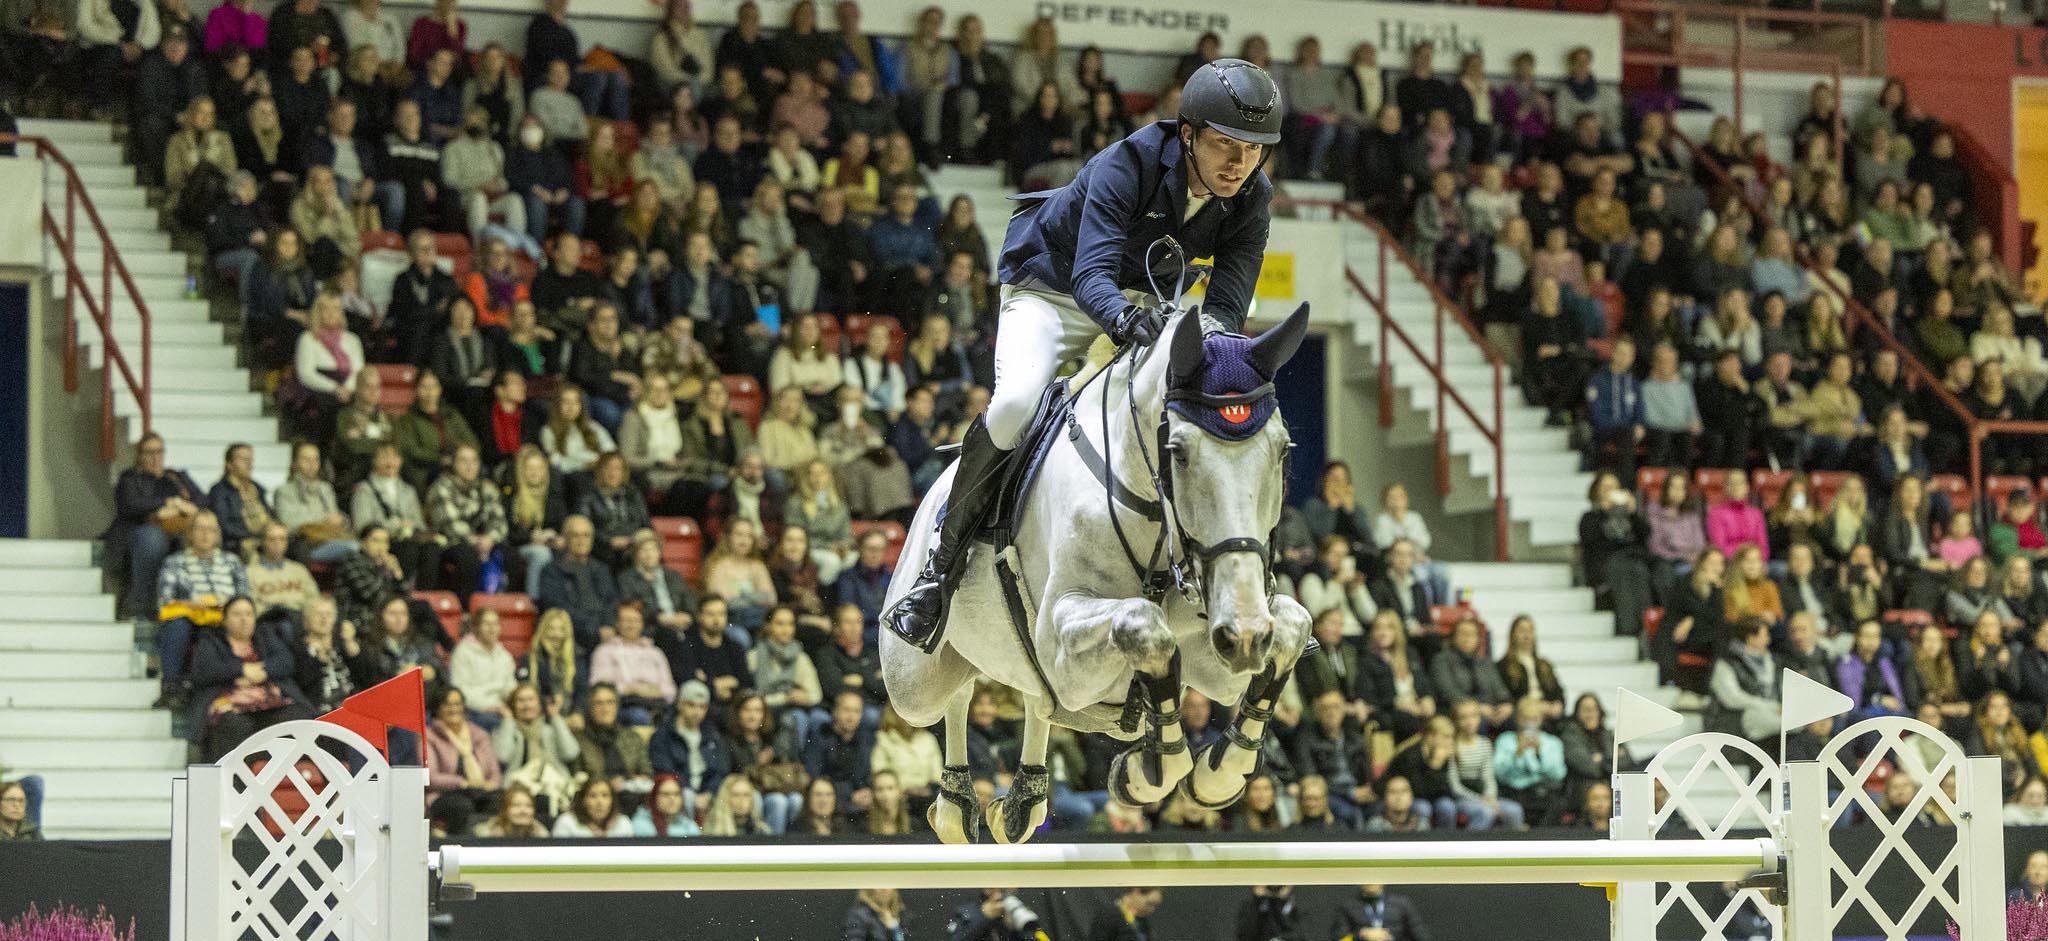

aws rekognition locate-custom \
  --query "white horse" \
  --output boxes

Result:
[881,305,1314,844]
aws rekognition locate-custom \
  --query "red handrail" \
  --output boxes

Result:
[2,135,153,459]
[1277,200,1510,561]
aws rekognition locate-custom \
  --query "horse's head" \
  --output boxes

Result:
[1152,303,1310,673]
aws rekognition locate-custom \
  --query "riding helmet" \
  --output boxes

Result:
[1178,58,1283,146]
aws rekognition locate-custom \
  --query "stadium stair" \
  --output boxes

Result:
[0,539,182,839]
[24,118,290,489]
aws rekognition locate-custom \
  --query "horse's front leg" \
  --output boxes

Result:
[1186,593,1314,808]
[1047,592,1190,806]
[928,683,980,844]
[985,701,1052,844]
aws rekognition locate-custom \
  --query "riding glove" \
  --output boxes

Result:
[1110,304,1165,346]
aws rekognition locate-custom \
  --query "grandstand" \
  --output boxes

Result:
[2,0,2046,931]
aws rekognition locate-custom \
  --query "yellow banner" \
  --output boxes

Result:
[1257,253,1296,299]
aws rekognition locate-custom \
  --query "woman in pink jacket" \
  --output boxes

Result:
[426,685,503,836]
[1706,469,1769,562]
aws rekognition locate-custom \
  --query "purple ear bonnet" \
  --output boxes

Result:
[1166,333,1278,440]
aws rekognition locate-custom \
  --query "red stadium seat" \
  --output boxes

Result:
[1636,467,1669,499]
[850,520,906,567]
[1432,605,1480,637]
[1641,607,1665,642]
[651,516,704,584]
[469,593,537,658]
[1882,608,1939,641]
[412,590,465,646]
[611,119,640,154]
[434,232,473,261]
[1988,475,2034,514]
[723,374,763,428]
[1927,474,1972,513]
[361,230,404,254]
[1693,468,1733,506]
[376,364,418,415]
[1751,469,1793,510]
[843,314,907,362]
[814,313,843,355]
[1808,471,1849,510]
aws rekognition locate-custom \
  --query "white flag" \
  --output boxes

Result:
[1613,687,1685,747]
[1781,668,1854,733]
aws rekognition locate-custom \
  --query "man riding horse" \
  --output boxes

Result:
[886,58,1285,647]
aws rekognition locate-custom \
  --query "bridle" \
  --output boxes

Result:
[1083,236,1284,615]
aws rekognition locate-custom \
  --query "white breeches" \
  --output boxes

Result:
[986,283,1153,450]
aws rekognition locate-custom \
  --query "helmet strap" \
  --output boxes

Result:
[1180,124,1272,199]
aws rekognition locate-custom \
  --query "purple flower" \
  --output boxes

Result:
[1950,897,2048,941]
[0,905,136,941]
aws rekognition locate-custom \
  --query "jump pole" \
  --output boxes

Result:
[430,837,1780,894]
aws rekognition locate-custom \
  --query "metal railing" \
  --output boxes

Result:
[1281,200,1512,561]
[2,134,152,459]
[1617,0,1880,77]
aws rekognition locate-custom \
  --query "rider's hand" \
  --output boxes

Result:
[1110,304,1164,347]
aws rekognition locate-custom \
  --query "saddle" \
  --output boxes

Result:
[977,378,1076,550]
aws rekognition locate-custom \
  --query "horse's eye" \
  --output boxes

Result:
[1171,445,1189,467]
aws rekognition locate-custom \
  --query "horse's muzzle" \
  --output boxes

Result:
[1209,620,1274,672]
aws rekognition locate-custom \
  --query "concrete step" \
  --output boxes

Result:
[0,737,184,769]
[0,650,135,680]
[47,181,150,210]
[39,798,175,833]
[0,707,172,738]
[16,118,115,146]
[1534,636,1643,665]
[70,163,137,189]
[1,594,116,622]
[0,539,94,567]
[40,139,126,167]
[162,441,286,479]
[1445,563,1573,590]
[95,318,227,345]
[1465,586,1595,614]
[152,414,282,447]
[1563,663,1661,702]
[0,622,131,651]
[30,769,181,801]
[0,679,159,709]
[72,248,189,278]
[152,367,257,394]
[0,566,104,594]
[123,389,265,419]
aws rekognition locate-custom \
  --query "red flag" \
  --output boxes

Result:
[318,669,427,760]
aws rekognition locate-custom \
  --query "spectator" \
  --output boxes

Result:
[1368,539,1431,643]
[695,115,766,212]
[135,27,206,189]
[1706,617,1781,743]
[242,227,317,372]
[1723,544,1783,627]
[1838,620,1908,723]
[619,530,697,637]
[2001,557,2048,630]
[395,373,478,490]
[619,374,694,504]
[364,594,443,686]
[165,97,237,226]
[1431,615,1512,728]
[423,684,505,836]
[573,683,655,799]
[522,0,625,120]
[1581,470,1652,639]
[276,440,358,562]
[443,111,525,249]
[649,0,710,95]
[678,380,756,519]
[591,602,677,723]
[288,293,364,440]
[1446,698,1523,831]
[1493,699,1566,826]
[1694,351,1760,469]
[1522,277,1587,424]
[1364,776,1430,834]
[187,596,310,761]
[1641,342,1700,468]
[383,102,441,233]
[834,529,894,630]
[151,510,250,709]
[1295,609,1362,718]
[1947,555,2018,634]
[1498,615,1565,719]
[1705,469,1766,560]
[1779,543,1840,635]
[205,443,271,559]
[538,515,621,651]
[1880,475,1948,611]
[450,608,519,729]
[1645,472,1707,590]
[349,444,438,584]
[507,116,583,246]
[770,314,846,416]
[1970,690,2039,796]
[641,314,721,407]
[843,322,908,423]
[632,118,695,216]
[1990,489,2048,569]
[1658,547,1726,702]
[1560,693,1625,811]
[553,776,634,837]
[817,603,884,715]
[1909,617,1976,728]
[1291,690,1375,821]
[290,165,360,278]
[110,432,209,620]
[766,72,824,148]
[758,387,821,487]
[698,516,775,629]
[1585,335,1644,475]
[805,688,876,808]
[749,604,822,725]
[206,170,272,287]
[871,704,943,813]
[1958,608,2019,705]
[292,597,370,715]
[248,522,318,618]
[308,100,402,232]
[1781,612,1833,690]
[631,774,702,838]
[1299,535,1377,640]
[577,452,649,568]
[425,443,505,592]
[673,594,751,703]
[2005,779,2048,827]
[648,678,734,806]
[334,522,405,630]
[700,770,773,839]
[1869,405,1930,502]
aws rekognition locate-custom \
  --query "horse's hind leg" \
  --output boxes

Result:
[1186,594,1313,808]
[929,682,980,845]
[1046,594,1193,806]
[986,700,1052,844]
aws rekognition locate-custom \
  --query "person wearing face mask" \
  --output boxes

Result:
[442,105,531,252]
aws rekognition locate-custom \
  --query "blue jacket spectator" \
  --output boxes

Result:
[538,521,622,651]
[647,683,735,798]
[1586,359,1644,432]
[869,189,941,274]
[802,691,876,804]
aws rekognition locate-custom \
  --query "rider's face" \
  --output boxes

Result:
[1183,127,1263,198]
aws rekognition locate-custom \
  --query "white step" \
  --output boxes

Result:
[162,441,285,478]
[1445,563,1573,590]
[43,140,127,167]
[135,389,265,418]
[38,798,175,833]
[0,738,184,769]
[97,318,226,345]
[73,248,189,278]
[0,539,94,567]
[0,594,115,622]
[152,414,282,447]
[0,650,135,679]
[1465,587,1593,612]
[47,183,150,210]
[152,367,256,393]
[70,163,137,188]
[0,679,160,709]
[16,118,115,144]
[0,621,131,651]
[1536,637,1643,665]
[0,707,171,738]
[30,769,181,800]
[0,566,103,594]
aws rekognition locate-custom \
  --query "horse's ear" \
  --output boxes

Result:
[1166,309,1205,389]
[1245,303,1311,380]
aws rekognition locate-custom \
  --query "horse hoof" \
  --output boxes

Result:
[984,796,1047,845]
[1107,749,1184,807]
[1183,741,1254,808]
[928,796,976,845]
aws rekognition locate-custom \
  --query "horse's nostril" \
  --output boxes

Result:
[1211,624,1237,657]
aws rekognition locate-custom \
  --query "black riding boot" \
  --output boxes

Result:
[885,418,1013,650]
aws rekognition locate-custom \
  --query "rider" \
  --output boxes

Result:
[886,58,1283,648]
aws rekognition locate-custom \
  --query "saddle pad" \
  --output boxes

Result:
[983,378,1074,545]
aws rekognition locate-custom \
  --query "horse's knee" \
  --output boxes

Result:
[1108,600,1174,675]
[1269,594,1314,668]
